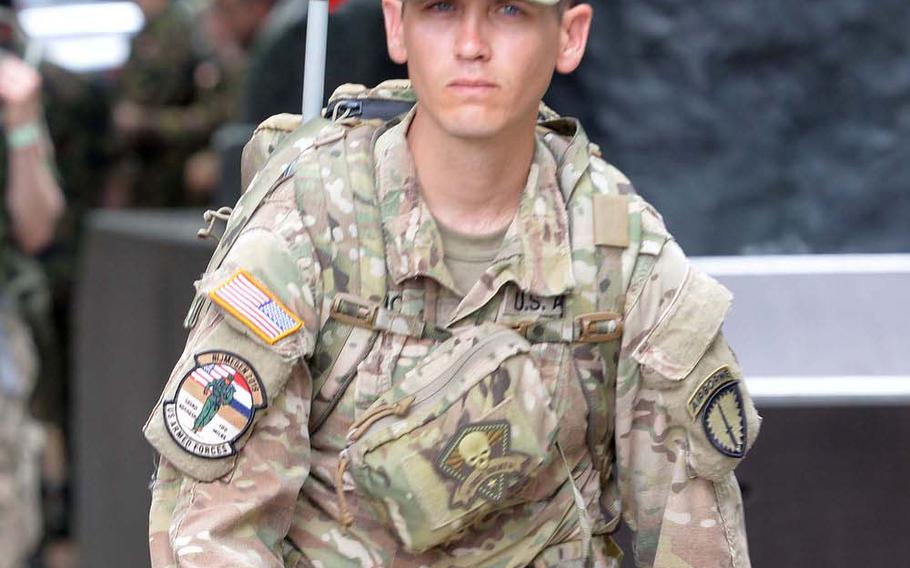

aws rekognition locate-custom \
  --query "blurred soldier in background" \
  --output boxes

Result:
[38,52,111,568]
[105,0,207,208]
[183,0,277,202]
[0,3,65,564]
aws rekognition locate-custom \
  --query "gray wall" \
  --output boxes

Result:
[74,211,214,566]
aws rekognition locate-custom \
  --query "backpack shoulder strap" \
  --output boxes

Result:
[540,121,670,479]
[566,157,626,469]
[183,115,336,329]
[306,121,389,431]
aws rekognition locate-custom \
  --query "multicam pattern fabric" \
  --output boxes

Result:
[144,82,761,567]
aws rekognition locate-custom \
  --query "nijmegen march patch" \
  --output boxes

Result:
[688,366,747,458]
[436,421,530,508]
[164,351,267,459]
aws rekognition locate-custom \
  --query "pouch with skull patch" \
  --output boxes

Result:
[338,323,565,553]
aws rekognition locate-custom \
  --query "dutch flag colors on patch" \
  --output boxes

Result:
[209,270,303,344]
[189,363,253,423]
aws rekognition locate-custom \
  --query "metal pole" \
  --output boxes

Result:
[302,0,329,120]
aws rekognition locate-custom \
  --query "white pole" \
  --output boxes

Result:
[302,0,330,120]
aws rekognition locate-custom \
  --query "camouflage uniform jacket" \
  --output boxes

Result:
[144,96,760,567]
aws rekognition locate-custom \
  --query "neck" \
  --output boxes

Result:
[407,108,537,234]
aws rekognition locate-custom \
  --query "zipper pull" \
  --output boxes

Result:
[346,394,416,442]
[335,450,354,531]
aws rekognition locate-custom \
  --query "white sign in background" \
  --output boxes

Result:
[694,254,910,406]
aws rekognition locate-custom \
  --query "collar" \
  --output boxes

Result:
[373,106,576,304]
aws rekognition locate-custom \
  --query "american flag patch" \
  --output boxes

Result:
[209,270,303,344]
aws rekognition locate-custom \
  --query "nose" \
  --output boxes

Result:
[454,12,491,61]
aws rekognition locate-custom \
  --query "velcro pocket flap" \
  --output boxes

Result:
[632,269,732,381]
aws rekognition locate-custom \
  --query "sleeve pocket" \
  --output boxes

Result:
[632,268,732,381]
[631,268,760,481]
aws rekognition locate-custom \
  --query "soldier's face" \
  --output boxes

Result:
[382,0,592,140]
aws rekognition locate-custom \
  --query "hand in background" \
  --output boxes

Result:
[0,54,43,128]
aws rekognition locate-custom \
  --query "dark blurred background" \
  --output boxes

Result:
[0,0,907,566]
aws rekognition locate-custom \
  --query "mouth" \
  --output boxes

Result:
[447,78,498,92]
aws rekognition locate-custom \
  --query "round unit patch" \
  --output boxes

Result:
[163,351,267,459]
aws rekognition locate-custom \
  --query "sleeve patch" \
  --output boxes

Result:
[208,269,303,344]
[701,381,747,458]
[163,351,267,459]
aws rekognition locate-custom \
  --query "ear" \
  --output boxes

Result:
[382,0,408,64]
[555,3,593,74]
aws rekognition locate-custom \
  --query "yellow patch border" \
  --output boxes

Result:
[687,365,737,418]
[208,269,303,345]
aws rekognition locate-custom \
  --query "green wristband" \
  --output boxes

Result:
[6,121,42,149]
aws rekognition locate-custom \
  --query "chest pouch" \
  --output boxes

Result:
[334,322,570,553]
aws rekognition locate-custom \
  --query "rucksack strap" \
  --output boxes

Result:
[329,294,452,341]
[307,123,390,432]
[183,117,335,329]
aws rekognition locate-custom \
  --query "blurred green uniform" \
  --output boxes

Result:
[111,0,208,207]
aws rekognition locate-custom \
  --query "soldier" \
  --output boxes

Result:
[144,0,761,566]
[105,0,206,207]
[0,32,65,567]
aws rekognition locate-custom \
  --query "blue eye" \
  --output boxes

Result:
[428,1,455,12]
[498,3,523,16]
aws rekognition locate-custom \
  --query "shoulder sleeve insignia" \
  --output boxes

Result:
[209,269,303,344]
[687,365,737,418]
[163,351,267,459]
[688,365,747,458]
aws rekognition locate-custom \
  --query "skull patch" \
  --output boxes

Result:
[437,421,530,507]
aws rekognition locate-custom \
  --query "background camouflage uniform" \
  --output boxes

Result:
[144,92,760,567]
[109,0,207,207]
[0,136,46,568]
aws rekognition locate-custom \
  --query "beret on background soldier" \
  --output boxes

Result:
[143,2,761,567]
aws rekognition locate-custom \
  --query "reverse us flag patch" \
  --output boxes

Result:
[209,269,303,344]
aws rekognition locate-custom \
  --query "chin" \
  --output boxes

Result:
[435,106,510,140]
